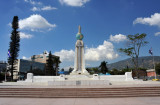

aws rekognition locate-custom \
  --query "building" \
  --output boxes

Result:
[0,60,21,80]
[146,69,156,76]
[31,51,49,63]
[0,61,7,72]
[10,51,59,80]
[132,69,147,79]
[11,59,45,80]
[13,59,20,80]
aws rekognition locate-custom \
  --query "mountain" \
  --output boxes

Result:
[107,56,160,70]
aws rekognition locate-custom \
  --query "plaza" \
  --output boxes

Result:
[1,1,160,105]
[0,26,160,105]
[1,97,160,105]
[0,82,160,105]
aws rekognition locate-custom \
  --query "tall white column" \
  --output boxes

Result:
[70,26,89,75]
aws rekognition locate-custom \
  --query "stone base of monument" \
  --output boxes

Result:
[19,72,134,86]
[48,80,110,86]
[66,75,91,80]
[70,70,90,75]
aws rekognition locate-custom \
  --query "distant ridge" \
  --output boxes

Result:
[107,56,160,70]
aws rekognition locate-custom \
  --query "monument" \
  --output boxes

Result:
[20,25,132,85]
[70,26,89,75]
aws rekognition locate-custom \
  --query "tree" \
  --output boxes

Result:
[45,51,55,75]
[86,67,99,74]
[109,68,119,75]
[92,67,99,74]
[29,65,33,72]
[99,61,108,74]
[119,33,148,78]
[53,56,61,76]
[68,67,73,74]
[155,63,160,75]
[8,16,20,81]
[61,68,64,72]
[0,73,5,82]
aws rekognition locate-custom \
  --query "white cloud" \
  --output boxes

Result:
[85,41,118,61]
[20,32,33,39]
[22,56,31,60]
[22,56,27,59]
[31,6,57,11]
[25,0,57,12]
[54,41,118,62]
[59,0,90,7]
[24,0,42,5]
[19,14,56,31]
[31,7,40,11]
[8,23,11,27]
[53,39,119,63]
[41,6,57,11]
[155,32,160,36]
[133,13,160,27]
[54,50,75,61]
[109,34,127,43]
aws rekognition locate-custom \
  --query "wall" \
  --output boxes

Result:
[25,72,133,83]
[147,71,156,76]
[33,76,60,82]
[100,75,126,81]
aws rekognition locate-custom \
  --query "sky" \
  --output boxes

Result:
[0,0,160,70]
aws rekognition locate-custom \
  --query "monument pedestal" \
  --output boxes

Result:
[67,74,90,80]
[48,80,110,86]
[70,70,90,75]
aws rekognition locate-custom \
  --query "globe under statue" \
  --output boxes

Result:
[70,25,89,75]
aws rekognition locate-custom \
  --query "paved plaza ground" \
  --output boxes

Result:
[0,97,160,105]
[0,81,160,105]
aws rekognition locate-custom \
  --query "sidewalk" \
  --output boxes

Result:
[0,81,160,105]
[0,97,160,105]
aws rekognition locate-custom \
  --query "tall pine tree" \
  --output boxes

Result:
[8,16,20,81]
[45,51,55,75]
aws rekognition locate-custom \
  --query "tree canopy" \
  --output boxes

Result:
[119,33,148,78]
[99,61,108,74]
[155,63,160,75]
[45,51,55,75]
[53,56,61,76]
[8,16,20,81]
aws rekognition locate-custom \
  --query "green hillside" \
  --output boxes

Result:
[107,56,160,70]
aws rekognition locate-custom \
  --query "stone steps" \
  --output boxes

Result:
[0,87,160,98]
